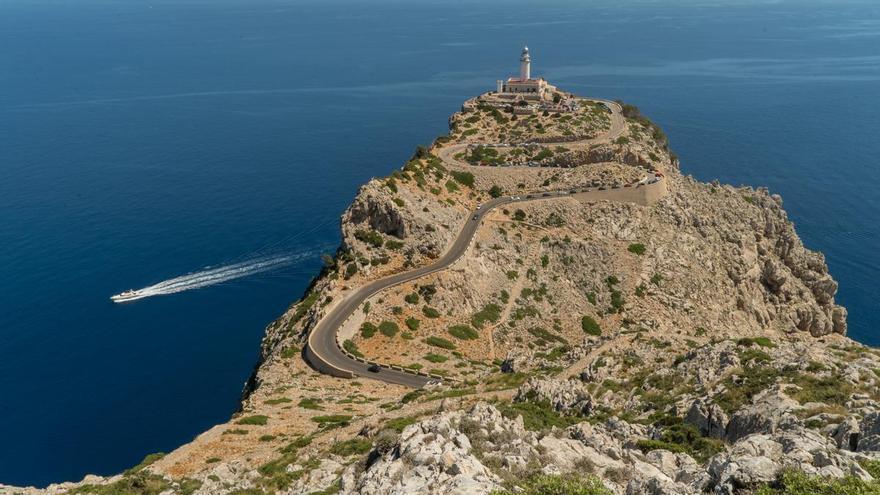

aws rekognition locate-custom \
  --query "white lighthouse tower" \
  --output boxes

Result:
[519,45,531,80]
[494,45,553,100]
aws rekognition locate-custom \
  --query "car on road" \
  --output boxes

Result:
[367,364,381,373]
[542,192,551,197]
[526,194,534,199]
[473,215,479,221]
[598,186,607,191]
[569,190,578,194]
[476,204,481,210]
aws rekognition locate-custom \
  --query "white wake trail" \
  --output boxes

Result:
[143,256,293,295]
[115,254,309,302]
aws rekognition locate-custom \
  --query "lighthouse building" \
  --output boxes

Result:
[496,46,554,100]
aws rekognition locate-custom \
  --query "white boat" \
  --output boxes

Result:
[111,289,143,303]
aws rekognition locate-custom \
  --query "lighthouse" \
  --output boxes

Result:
[520,46,531,80]
[495,46,553,101]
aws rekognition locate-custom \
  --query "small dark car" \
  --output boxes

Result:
[367,364,381,373]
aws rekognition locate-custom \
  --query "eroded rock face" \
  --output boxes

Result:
[724,387,802,443]
[341,404,506,495]
[343,180,411,240]
[515,378,593,415]
[685,399,729,440]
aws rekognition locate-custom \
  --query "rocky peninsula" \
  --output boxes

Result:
[6,86,878,495]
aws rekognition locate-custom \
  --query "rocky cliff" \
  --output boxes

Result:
[9,92,877,495]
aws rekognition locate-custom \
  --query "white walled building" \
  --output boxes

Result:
[495,46,554,100]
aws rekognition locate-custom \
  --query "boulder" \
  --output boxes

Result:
[725,387,801,443]
[684,399,729,439]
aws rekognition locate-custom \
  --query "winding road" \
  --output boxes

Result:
[304,98,663,388]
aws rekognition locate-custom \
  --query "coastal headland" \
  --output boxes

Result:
[9,50,878,495]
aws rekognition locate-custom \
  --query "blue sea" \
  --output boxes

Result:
[2,0,878,487]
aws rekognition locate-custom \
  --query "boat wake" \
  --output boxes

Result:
[111,254,309,303]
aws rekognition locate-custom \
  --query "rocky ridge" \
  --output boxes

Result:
[3,91,874,495]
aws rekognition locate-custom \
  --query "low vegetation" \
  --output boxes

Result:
[627,243,646,255]
[448,324,479,340]
[236,415,268,426]
[581,315,601,336]
[425,336,456,350]
[379,320,399,338]
[491,474,611,495]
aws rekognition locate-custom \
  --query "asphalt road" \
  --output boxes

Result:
[305,187,635,387]
[305,98,638,388]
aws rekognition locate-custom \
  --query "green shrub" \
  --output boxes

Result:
[471,303,502,329]
[424,353,449,363]
[512,209,526,221]
[289,291,320,329]
[445,180,460,193]
[859,459,880,479]
[385,239,404,250]
[237,415,268,426]
[360,322,378,338]
[329,438,372,456]
[533,148,554,161]
[581,315,601,336]
[628,243,646,255]
[354,229,384,248]
[298,398,323,410]
[343,262,357,280]
[491,474,611,495]
[544,212,566,227]
[379,321,399,337]
[498,400,582,432]
[528,327,568,345]
[123,452,166,475]
[738,347,772,365]
[419,284,437,302]
[609,290,625,313]
[404,292,419,304]
[405,317,420,331]
[715,365,780,413]
[449,324,479,340]
[506,270,519,280]
[385,178,398,193]
[451,170,475,188]
[737,336,776,348]
[422,306,441,318]
[756,468,880,494]
[279,346,299,359]
[385,416,417,432]
[791,373,852,406]
[425,336,456,350]
[265,397,292,405]
[636,421,724,463]
[311,415,353,427]
[343,339,363,358]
